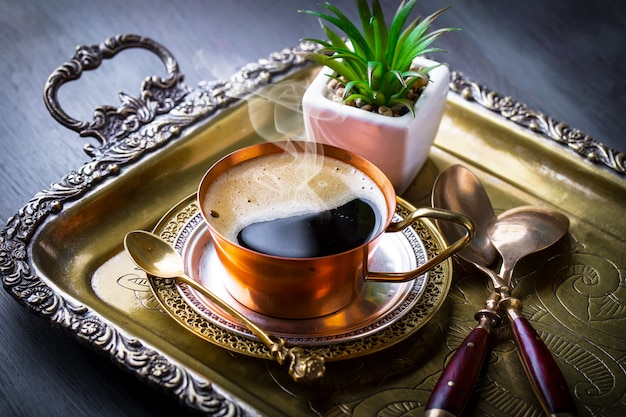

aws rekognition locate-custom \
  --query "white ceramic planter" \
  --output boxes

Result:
[302,57,450,194]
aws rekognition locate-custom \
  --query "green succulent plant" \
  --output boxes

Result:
[299,0,458,116]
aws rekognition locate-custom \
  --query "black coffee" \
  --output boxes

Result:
[237,198,382,257]
[202,152,389,252]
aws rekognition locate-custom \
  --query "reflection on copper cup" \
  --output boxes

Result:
[198,141,472,319]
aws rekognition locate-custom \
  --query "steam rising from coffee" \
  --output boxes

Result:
[193,47,348,140]
[194,48,386,255]
[193,48,324,142]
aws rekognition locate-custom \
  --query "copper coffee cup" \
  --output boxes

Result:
[198,141,472,319]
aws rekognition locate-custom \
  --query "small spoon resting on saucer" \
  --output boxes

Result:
[124,230,325,383]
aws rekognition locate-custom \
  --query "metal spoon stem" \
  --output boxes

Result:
[175,273,274,347]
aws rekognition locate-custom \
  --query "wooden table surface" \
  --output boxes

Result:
[1,0,624,416]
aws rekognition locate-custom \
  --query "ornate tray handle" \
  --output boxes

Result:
[43,34,190,158]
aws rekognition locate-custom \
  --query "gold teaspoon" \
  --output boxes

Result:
[123,230,325,383]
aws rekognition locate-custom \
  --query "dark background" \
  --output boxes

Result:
[1,1,624,416]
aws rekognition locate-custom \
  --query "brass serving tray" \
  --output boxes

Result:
[2,35,626,416]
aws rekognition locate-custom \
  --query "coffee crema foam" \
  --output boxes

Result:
[204,152,388,243]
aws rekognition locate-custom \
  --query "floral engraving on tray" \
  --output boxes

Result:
[117,271,161,311]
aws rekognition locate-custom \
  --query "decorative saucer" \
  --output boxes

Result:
[148,195,452,361]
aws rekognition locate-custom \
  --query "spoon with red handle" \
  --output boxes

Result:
[488,206,577,416]
[427,165,500,416]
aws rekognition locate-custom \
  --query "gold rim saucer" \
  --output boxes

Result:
[149,194,452,361]
[180,211,428,343]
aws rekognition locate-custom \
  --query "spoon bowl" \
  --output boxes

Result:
[488,205,570,286]
[124,229,187,279]
[431,164,497,267]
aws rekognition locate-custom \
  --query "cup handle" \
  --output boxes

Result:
[366,197,474,282]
